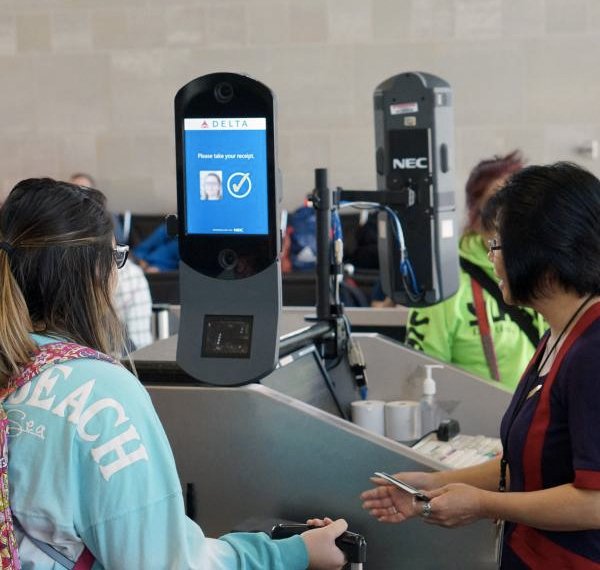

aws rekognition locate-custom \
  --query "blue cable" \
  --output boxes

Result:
[331,210,343,240]
[337,200,424,300]
[400,258,421,297]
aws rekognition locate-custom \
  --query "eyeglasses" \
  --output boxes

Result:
[487,238,502,254]
[113,243,129,269]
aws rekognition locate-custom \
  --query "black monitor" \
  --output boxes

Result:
[262,344,345,418]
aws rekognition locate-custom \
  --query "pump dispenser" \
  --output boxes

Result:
[420,364,443,435]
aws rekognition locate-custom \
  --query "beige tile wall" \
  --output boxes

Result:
[1,0,600,227]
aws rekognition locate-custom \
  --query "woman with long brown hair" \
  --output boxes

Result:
[0,178,346,569]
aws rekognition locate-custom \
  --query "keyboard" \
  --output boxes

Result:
[412,433,502,468]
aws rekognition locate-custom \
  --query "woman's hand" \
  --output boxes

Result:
[360,474,430,523]
[360,485,419,523]
[301,518,348,570]
[421,483,484,528]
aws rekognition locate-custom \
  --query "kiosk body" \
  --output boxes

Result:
[374,72,459,306]
[174,73,281,385]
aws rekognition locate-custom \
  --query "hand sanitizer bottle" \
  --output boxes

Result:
[420,364,443,435]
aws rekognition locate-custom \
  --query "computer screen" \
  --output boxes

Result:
[262,345,344,418]
[183,117,269,236]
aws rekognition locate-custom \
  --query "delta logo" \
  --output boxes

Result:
[211,119,249,129]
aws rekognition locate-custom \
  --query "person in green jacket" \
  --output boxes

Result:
[405,151,546,389]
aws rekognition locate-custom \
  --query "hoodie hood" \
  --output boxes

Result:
[459,233,497,281]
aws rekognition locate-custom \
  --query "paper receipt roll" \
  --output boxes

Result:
[385,400,421,441]
[351,400,386,435]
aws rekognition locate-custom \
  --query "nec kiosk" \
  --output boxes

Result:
[374,72,459,306]
[174,73,281,385]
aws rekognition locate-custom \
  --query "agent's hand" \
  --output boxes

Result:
[360,472,435,523]
[360,484,420,523]
[421,483,484,528]
[301,518,348,570]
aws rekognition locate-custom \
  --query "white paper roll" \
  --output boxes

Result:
[351,400,386,435]
[385,400,421,441]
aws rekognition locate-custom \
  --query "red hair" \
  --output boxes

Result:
[464,150,524,234]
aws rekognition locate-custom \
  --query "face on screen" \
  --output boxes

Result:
[184,118,269,235]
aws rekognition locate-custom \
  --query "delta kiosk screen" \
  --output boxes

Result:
[184,118,269,235]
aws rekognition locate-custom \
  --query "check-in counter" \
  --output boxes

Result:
[153,305,409,343]
[132,329,511,569]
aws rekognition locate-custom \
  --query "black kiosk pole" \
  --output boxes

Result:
[314,168,332,321]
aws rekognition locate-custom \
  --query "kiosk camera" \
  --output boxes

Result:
[174,73,281,385]
[374,72,459,306]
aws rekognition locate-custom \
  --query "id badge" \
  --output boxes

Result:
[494,519,505,568]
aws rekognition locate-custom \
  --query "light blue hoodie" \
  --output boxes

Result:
[6,335,308,569]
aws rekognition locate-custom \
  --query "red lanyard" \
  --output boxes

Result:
[470,278,501,382]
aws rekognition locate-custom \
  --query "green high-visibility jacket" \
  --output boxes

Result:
[405,234,547,389]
